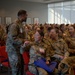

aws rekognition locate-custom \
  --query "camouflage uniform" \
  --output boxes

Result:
[6,19,26,75]
[28,30,34,42]
[0,25,6,46]
[28,41,49,75]
[45,38,69,75]
[58,36,75,75]
[46,39,69,61]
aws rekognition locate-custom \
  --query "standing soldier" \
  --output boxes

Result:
[6,10,28,75]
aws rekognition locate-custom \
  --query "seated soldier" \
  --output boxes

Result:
[58,25,75,75]
[28,30,57,75]
[47,28,69,62]
[45,28,69,75]
[0,25,6,46]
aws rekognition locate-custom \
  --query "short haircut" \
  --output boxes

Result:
[50,28,59,34]
[39,31,44,37]
[17,10,27,16]
[47,27,52,32]
[40,26,44,30]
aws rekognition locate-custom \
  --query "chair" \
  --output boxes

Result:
[0,46,39,75]
[23,51,39,75]
[23,51,29,71]
[0,46,10,74]
[0,46,8,63]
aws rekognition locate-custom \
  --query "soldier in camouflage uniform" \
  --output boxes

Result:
[6,10,28,75]
[28,31,57,75]
[0,25,6,46]
[45,28,69,75]
[58,26,75,75]
[46,28,69,61]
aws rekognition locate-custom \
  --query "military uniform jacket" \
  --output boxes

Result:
[46,39,69,59]
[6,19,26,53]
[29,41,49,64]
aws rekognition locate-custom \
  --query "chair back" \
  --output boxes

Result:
[0,46,8,62]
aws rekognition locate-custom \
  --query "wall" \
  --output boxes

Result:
[0,0,48,24]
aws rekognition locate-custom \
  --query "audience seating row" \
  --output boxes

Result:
[1,46,75,75]
[0,46,34,75]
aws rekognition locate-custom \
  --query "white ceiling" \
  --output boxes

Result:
[20,0,72,3]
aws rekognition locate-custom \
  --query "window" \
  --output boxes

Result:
[48,1,75,24]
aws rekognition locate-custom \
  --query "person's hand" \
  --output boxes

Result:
[59,55,64,60]
[68,49,75,54]
[55,55,64,60]
[64,56,67,59]
[46,60,50,65]
[39,48,45,54]
[24,41,30,46]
